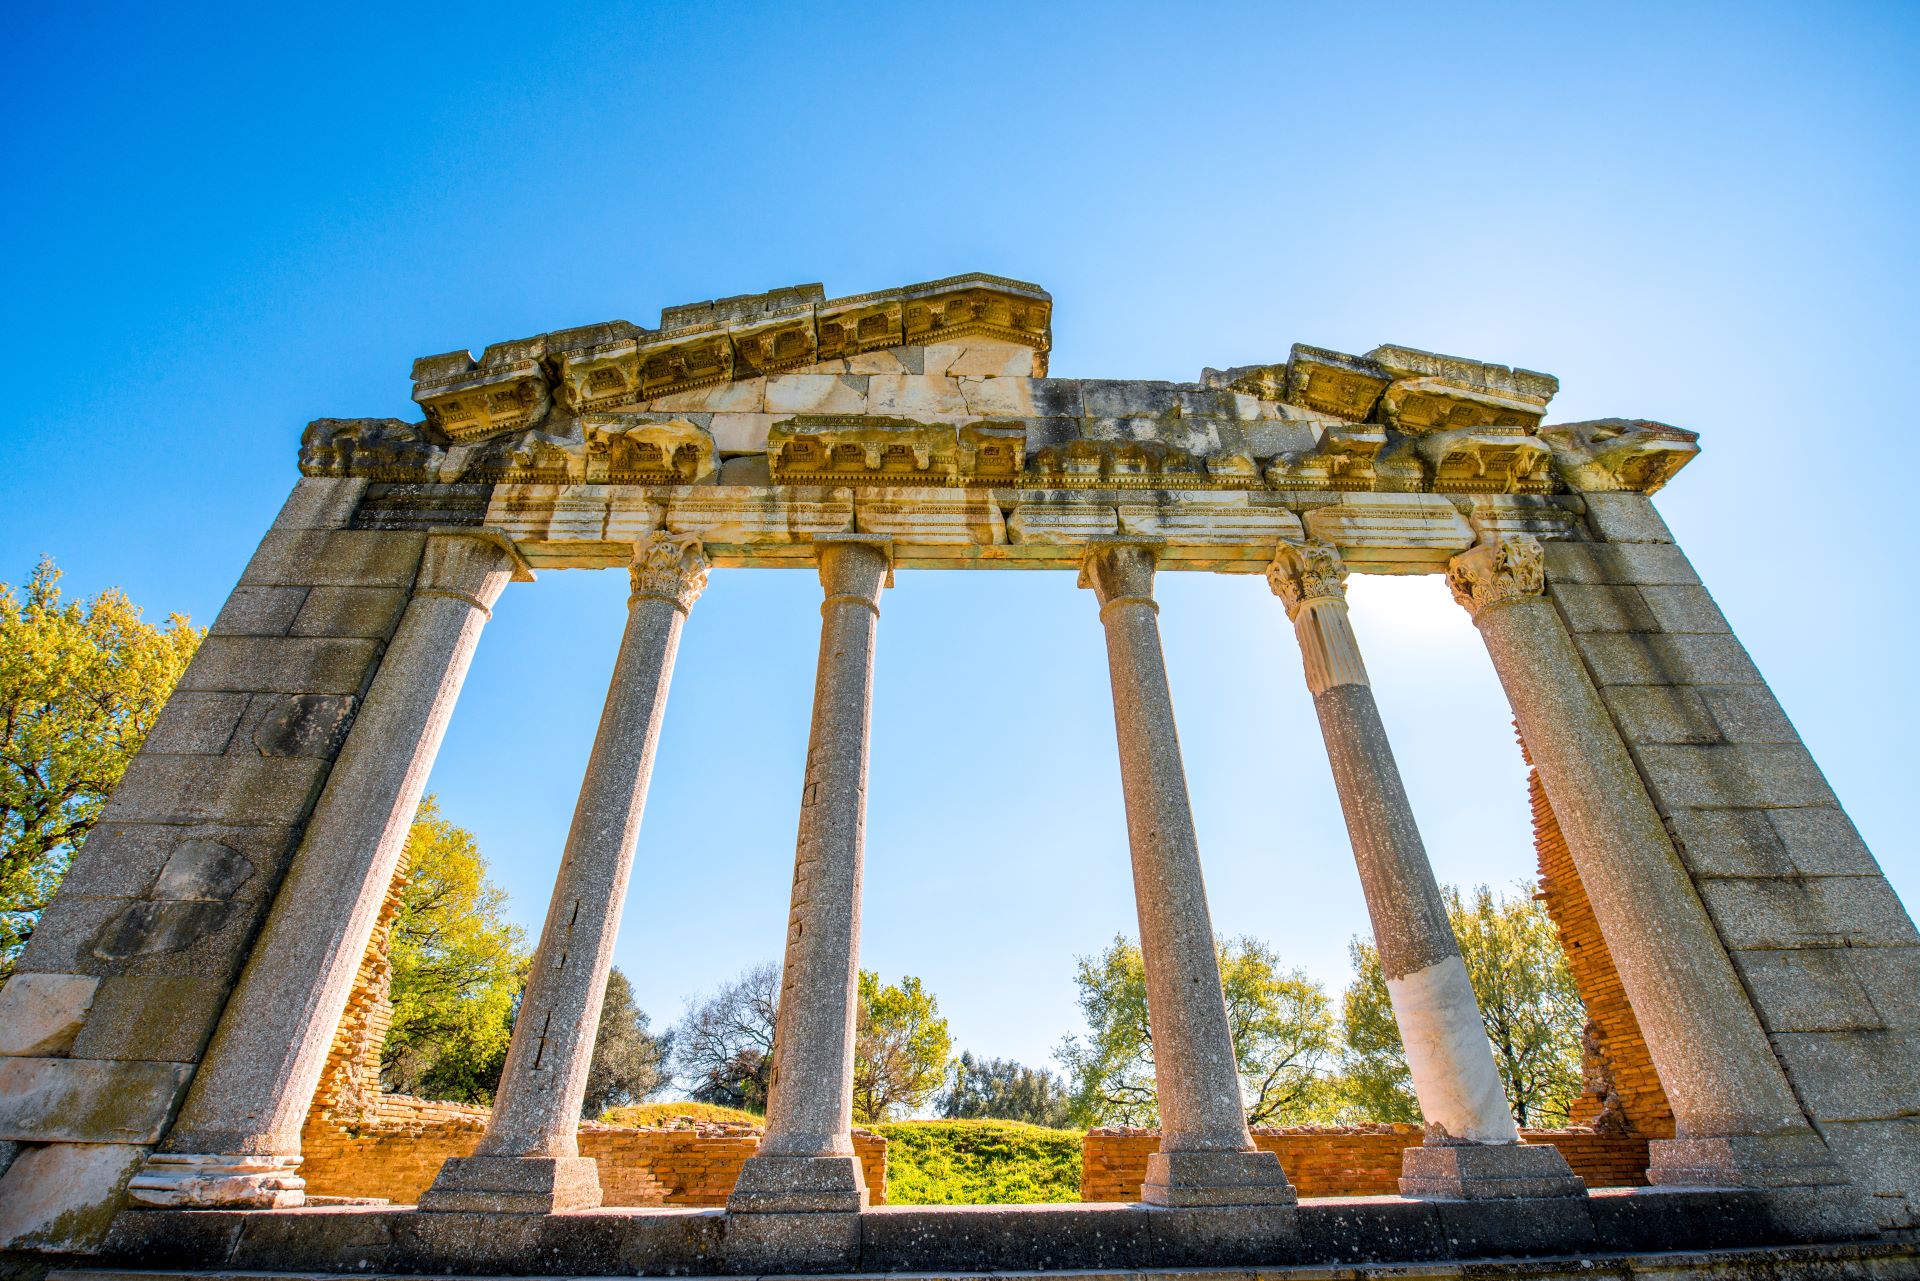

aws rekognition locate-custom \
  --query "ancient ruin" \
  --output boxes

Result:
[2,273,1915,1276]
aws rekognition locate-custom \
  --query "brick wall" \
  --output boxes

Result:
[1080,1125,1649,1202]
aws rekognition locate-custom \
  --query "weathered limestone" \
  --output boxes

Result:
[1081,539,1296,1213]
[1449,535,1872,1235]
[728,535,891,1235]
[1266,539,1583,1201]
[422,534,709,1213]
[127,529,526,1209]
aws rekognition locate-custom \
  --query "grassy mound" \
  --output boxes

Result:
[878,1119,1083,1204]
[599,1100,763,1128]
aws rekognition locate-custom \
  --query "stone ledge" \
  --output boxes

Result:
[71,1189,1900,1275]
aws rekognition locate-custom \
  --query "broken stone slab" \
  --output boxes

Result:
[0,972,99,1056]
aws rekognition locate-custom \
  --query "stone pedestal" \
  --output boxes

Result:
[1082,539,1296,1214]
[728,536,889,1217]
[128,530,525,1210]
[422,534,709,1214]
[1269,540,1581,1201]
[1450,535,1873,1235]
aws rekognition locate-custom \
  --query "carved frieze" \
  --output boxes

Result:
[455,429,581,485]
[558,339,643,413]
[1265,424,1390,491]
[411,350,552,442]
[729,311,819,378]
[1418,428,1556,494]
[1283,346,1391,422]
[767,417,958,486]
[300,418,446,480]
[582,416,717,485]
[957,423,1026,484]
[1537,419,1700,493]
[815,297,905,361]
[1030,440,1207,489]
[899,275,1052,352]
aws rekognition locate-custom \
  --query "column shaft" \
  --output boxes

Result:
[421,534,707,1214]
[1451,536,1868,1223]
[728,536,888,1216]
[1270,541,1581,1201]
[130,531,521,1208]
[1083,540,1294,1211]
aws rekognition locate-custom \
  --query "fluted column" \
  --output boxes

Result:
[421,533,709,1213]
[1450,535,1869,1228]
[728,535,890,1217]
[1081,539,1295,1211]
[129,530,524,1208]
[1267,540,1581,1200]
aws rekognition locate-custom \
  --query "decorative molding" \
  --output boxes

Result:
[628,532,711,613]
[1266,540,1348,619]
[1538,419,1700,494]
[768,417,957,486]
[1447,535,1546,619]
[582,416,716,485]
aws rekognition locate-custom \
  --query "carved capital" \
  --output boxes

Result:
[1447,535,1545,619]
[1078,539,1161,616]
[1266,540,1348,620]
[629,532,711,613]
[414,530,525,617]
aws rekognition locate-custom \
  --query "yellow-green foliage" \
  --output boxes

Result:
[600,1100,763,1128]
[879,1119,1082,1204]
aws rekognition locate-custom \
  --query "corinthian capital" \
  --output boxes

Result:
[1447,535,1545,618]
[1266,540,1348,620]
[629,531,711,613]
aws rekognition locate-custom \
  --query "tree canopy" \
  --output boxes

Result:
[582,966,671,1118]
[672,962,780,1112]
[852,970,952,1123]
[941,1052,1075,1129]
[0,558,200,975]
[1341,883,1585,1128]
[1058,934,1338,1127]
[381,797,530,1103]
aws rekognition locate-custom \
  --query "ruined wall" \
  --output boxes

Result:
[1081,1125,1650,1202]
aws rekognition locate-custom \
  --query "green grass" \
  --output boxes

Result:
[598,1100,763,1127]
[877,1119,1083,1204]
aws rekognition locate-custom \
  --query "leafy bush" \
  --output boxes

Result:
[878,1119,1082,1204]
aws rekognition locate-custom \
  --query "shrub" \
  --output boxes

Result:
[599,1100,762,1128]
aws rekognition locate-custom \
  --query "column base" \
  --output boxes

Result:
[1399,1141,1587,1200]
[1142,1148,1298,1208]
[727,1152,868,1213]
[417,1154,602,1214]
[1648,1134,1877,1240]
[125,1153,305,1208]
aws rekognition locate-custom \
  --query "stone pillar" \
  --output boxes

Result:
[1081,539,1295,1212]
[1449,534,1871,1234]
[127,529,525,1209]
[1267,540,1582,1200]
[421,534,709,1214]
[728,535,890,1232]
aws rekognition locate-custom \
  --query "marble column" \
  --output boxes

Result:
[129,530,525,1209]
[1450,535,1869,1230]
[1081,539,1295,1210]
[1267,540,1581,1200]
[421,533,709,1213]
[728,535,890,1218]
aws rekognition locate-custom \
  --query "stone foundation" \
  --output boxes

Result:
[1081,1125,1651,1202]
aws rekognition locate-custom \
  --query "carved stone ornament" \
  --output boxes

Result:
[1537,419,1701,494]
[1266,540,1349,618]
[582,416,716,485]
[300,418,446,480]
[1417,428,1557,494]
[767,417,958,486]
[628,532,711,612]
[1265,424,1389,491]
[1447,534,1546,618]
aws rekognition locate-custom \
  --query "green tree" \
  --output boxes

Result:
[1058,934,1337,1127]
[1339,883,1585,1127]
[582,966,671,1118]
[382,797,530,1103]
[672,962,779,1113]
[941,1052,1075,1128]
[0,558,200,975]
[852,971,953,1123]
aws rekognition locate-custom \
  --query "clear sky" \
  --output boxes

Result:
[5,2,1916,1076]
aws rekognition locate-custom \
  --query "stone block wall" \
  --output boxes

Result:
[0,477,426,1250]
[1529,758,1674,1137]
[1544,491,1920,1228]
[1081,1125,1651,1201]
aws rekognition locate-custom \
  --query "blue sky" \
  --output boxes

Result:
[5,2,1916,1074]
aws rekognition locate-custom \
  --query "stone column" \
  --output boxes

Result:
[1081,539,1295,1211]
[1449,534,1870,1234]
[728,535,890,1223]
[128,529,524,1209]
[421,533,709,1214]
[1267,540,1582,1200]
